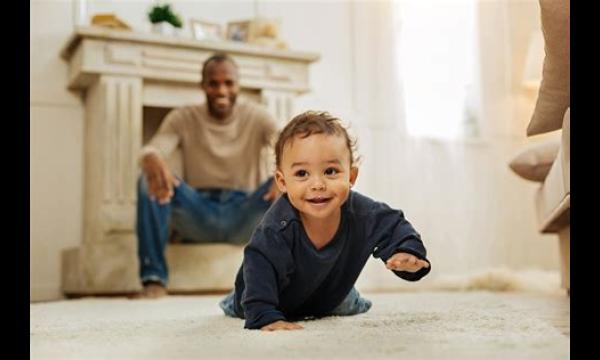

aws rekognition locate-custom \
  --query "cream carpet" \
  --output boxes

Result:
[30,290,569,359]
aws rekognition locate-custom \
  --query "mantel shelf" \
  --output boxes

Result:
[61,25,320,63]
[61,26,319,95]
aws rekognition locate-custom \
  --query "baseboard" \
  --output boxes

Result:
[30,285,65,303]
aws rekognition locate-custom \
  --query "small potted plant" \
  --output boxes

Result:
[148,3,183,36]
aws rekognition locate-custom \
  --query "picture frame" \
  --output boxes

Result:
[226,20,254,43]
[190,19,222,41]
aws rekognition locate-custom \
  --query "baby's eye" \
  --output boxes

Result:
[324,167,339,176]
[294,170,308,178]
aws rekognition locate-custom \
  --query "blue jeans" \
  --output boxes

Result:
[136,176,274,286]
[219,287,372,319]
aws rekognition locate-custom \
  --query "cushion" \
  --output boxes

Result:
[509,138,560,182]
[527,0,570,136]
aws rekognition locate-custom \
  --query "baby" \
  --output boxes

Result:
[220,111,431,330]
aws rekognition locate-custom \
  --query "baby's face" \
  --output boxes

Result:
[275,133,358,223]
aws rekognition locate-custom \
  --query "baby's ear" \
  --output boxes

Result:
[275,170,287,192]
[349,166,359,187]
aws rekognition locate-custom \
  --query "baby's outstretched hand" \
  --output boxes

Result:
[386,252,430,273]
[261,320,304,331]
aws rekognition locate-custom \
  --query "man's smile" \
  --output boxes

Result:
[213,97,230,107]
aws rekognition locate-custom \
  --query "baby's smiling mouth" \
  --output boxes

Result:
[306,197,332,204]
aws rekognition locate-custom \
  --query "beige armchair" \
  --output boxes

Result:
[509,0,570,294]
[533,109,570,293]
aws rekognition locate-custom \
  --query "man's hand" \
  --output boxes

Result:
[386,252,430,273]
[262,180,281,202]
[260,320,304,331]
[142,153,180,204]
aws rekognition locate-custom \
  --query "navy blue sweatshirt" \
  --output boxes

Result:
[231,190,431,329]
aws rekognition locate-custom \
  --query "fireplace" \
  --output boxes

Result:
[60,26,319,294]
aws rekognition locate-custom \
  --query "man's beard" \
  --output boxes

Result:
[208,95,236,119]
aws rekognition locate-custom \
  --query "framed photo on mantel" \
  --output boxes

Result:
[190,19,222,41]
[226,20,253,43]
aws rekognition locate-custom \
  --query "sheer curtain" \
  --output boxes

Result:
[396,0,481,140]
[351,0,482,290]
[352,1,556,292]
[348,0,483,141]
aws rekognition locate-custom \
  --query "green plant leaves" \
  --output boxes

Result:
[148,4,183,28]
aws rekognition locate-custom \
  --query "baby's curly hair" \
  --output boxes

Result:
[275,111,359,169]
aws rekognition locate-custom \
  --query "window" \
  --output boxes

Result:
[396,0,480,140]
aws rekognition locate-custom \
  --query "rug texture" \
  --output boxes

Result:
[30,291,569,359]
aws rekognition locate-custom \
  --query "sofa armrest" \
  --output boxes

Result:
[561,108,570,193]
[534,107,570,233]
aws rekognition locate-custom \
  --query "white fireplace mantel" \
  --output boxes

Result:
[61,26,319,110]
[61,26,319,295]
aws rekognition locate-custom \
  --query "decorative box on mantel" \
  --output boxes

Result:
[60,25,319,295]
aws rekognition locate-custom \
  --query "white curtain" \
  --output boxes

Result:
[349,0,482,139]
[348,0,406,132]
[396,0,481,140]
[351,0,559,292]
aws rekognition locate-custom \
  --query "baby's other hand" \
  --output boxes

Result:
[261,320,304,331]
[386,252,430,273]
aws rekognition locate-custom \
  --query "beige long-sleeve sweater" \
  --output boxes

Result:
[140,100,278,192]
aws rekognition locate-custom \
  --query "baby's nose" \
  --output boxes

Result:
[310,178,326,190]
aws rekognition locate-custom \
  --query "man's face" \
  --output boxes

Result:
[201,60,240,120]
[275,133,358,224]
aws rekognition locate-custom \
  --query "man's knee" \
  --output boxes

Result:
[138,175,183,200]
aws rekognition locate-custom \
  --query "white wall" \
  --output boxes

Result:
[30,0,85,301]
[30,0,560,301]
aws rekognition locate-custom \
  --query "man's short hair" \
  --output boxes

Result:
[201,53,238,82]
